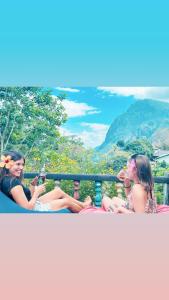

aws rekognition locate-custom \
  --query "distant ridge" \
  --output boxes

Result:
[98,99,169,152]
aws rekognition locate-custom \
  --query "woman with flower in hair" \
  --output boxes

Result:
[0,150,91,212]
[102,154,157,213]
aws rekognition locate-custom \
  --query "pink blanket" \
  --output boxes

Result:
[80,205,169,214]
[79,206,109,214]
[157,204,169,213]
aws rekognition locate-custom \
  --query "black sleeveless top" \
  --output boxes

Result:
[0,176,31,202]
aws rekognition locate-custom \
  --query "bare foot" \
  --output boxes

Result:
[83,196,92,207]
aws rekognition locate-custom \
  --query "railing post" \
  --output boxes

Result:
[73,180,80,200]
[55,180,61,188]
[94,181,102,207]
[163,173,169,205]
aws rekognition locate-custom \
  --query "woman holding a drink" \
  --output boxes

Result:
[0,150,92,212]
[102,154,157,213]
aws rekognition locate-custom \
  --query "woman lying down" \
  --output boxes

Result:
[0,151,92,212]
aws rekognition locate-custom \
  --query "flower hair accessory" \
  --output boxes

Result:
[0,155,14,169]
[130,159,137,169]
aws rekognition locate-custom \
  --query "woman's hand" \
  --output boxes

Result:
[34,184,46,197]
[117,169,131,186]
[117,169,127,181]
[30,176,38,186]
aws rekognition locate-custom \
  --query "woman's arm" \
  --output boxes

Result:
[29,185,35,197]
[10,184,46,210]
[116,170,132,197]
[123,182,132,197]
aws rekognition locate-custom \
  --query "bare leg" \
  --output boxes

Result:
[38,187,92,208]
[102,196,126,211]
[49,198,85,213]
[102,196,113,210]
[111,197,126,207]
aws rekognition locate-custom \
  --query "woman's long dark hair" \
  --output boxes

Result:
[130,154,154,199]
[0,150,25,190]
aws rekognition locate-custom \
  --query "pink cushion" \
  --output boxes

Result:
[79,206,109,214]
[157,204,169,213]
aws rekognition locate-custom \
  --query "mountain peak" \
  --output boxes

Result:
[98,99,169,152]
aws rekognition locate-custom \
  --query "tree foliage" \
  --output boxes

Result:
[1,89,168,203]
[124,139,154,158]
[0,87,67,157]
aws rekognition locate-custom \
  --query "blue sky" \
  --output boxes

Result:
[52,87,169,148]
[0,1,169,85]
[1,1,169,147]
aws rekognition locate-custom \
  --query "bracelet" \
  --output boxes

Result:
[124,184,131,188]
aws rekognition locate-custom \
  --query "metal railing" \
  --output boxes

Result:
[24,173,169,206]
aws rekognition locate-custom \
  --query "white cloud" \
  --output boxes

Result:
[80,122,109,148]
[81,122,109,131]
[60,122,109,148]
[98,87,169,102]
[54,87,80,93]
[62,99,100,117]
[88,110,101,115]
[59,127,74,137]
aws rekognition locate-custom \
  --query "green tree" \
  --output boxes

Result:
[116,140,125,148]
[152,161,169,204]
[0,87,67,157]
[111,155,128,172]
[124,139,154,158]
